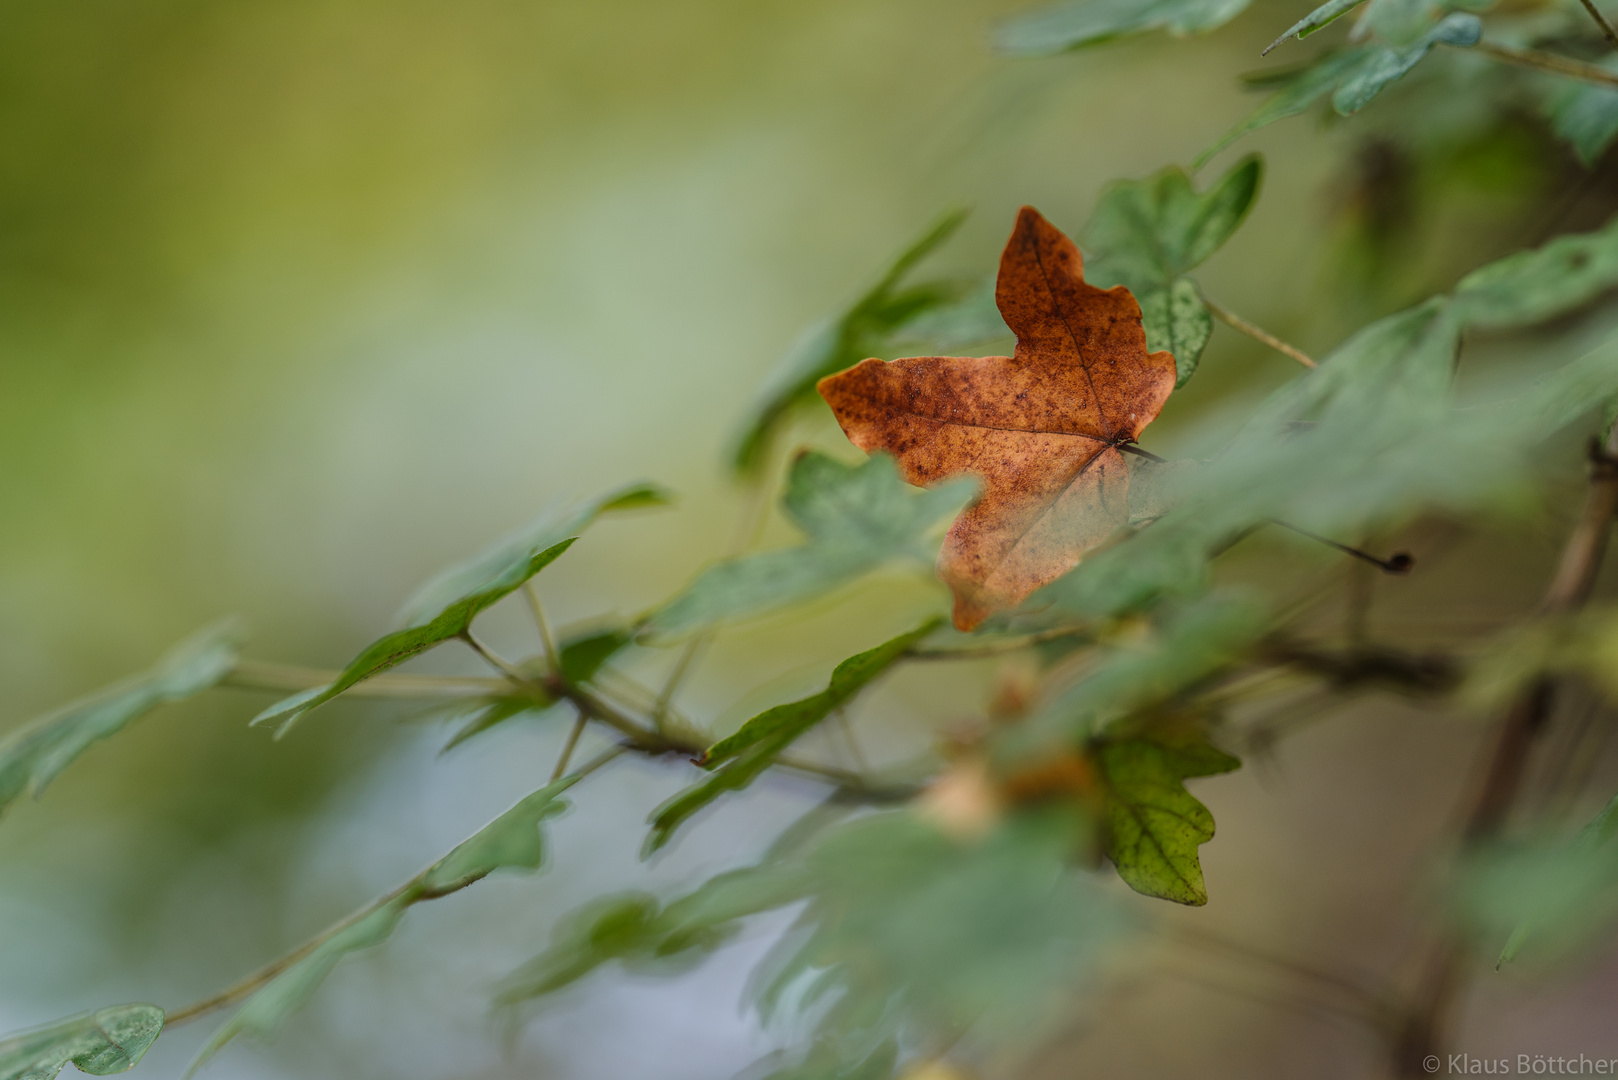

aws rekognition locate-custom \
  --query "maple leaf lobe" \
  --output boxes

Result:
[817,206,1175,631]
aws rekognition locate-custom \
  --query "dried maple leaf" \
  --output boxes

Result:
[817,206,1176,630]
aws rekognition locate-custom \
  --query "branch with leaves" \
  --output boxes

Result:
[14,4,1618,1074]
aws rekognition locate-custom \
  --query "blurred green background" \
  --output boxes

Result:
[4,0,1616,1077]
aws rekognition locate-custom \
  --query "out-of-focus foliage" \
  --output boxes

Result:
[645,454,974,638]
[1463,608,1618,709]
[1458,794,1618,968]
[1198,13,1483,165]
[0,1005,164,1080]
[0,621,240,819]
[189,778,576,1073]
[1546,59,1618,165]
[1082,155,1263,384]
[645,619,941,854]
[996,0,1253,55]
[507,808,1126,1079]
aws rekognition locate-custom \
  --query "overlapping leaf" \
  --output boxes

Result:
[189,778,575,1074]
[819,207,1177,630]
[505,809,1126,1079]
[0,1004,164,1080]
[996,0,1252,55]
[731,209,972,475]
[644,619,941,854]
[0,621,240,819]
[255,483,664,734]
[1197,13,1481,166]
[645,454,974,638]
[1083,156,1264,384]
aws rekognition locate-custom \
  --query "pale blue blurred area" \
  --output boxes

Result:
[3,0,1605,1077]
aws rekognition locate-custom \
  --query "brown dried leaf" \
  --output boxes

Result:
[818,206,1176,629]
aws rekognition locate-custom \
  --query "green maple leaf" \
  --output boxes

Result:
[1094,722,1240,905]
[1083,155,1264,385]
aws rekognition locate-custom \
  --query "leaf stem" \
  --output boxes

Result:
[460,630,534,686]
[1577,0,1618,50]
[1204,297,1316,369]
[831,707,870,773]
[522,583,561,673]
[653,447,783,727]
[551,713,588,781]
[1465,39,1618,88]
[165,879,416,1028]
[1268,519,1414,574]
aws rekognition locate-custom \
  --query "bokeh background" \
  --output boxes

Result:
[4,0,1618,1076]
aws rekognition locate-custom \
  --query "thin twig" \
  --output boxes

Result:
[460,630,534,686]
[1577,0,1618,49]
[652,635,708,732]
[522,583,560,673]
[1169,924,1398,1025]
[1204,297,1316,368]
[832,707,870,773]
[1467,39,1618,88]
[166,871,421,1027]
[1269,518,1414,574]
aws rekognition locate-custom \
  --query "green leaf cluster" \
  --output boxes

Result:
[1083,156,1263,384]
[189,778,576,1073]
[645,453,974,638]
[1197,13,1482,166]
[644,618,941,854]
[505,809,1126,1079]
[0,1005,164,1080]
[0,621,241,819]
[1042,212,1618,626]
